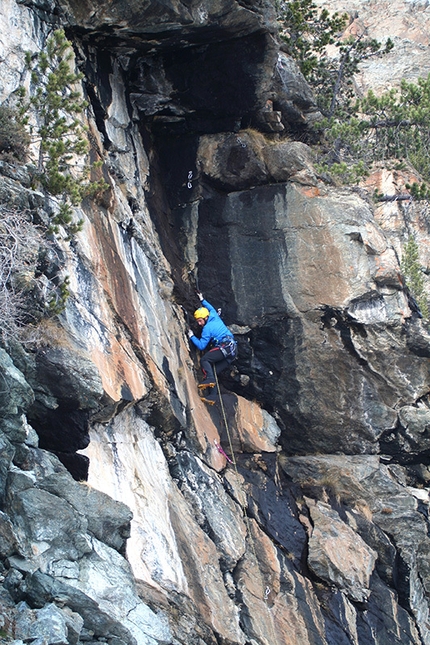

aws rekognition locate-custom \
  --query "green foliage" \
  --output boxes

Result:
[278,0,348,78]
[49,202,83,238]
[401,235,429,319]
[277,0,393,118]
[320,74,430,188]
[406,182,430,200]
[48,275,70,315]
[19,29,107,237]
[0,104,30,161]
[317,159,369,185]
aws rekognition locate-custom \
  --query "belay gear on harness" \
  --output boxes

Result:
[194,307,210,320]
[216,335,237,359]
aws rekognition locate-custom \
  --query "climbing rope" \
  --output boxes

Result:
[214,368,238,471]
[213,369,271,601]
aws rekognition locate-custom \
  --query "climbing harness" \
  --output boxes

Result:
[216,335,237,359]
[205,331,237,361]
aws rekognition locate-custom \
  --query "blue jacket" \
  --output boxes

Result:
[190,299,234,351]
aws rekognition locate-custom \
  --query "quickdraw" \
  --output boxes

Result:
[214,439,233,463]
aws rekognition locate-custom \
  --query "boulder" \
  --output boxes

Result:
[7,487,89,564]
[0,433,15,504]
[0,510,19,558]
[262,140,317,184]
[382,404,430,460]
[14,602,75,645]
[27,347,103,457]
[273,53,321,127]
[37,472,132,554]
[0,349,34,424]
[33,347,103,410]
[197,131,269,192]
[306,498,377,602]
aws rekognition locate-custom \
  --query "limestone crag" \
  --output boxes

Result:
[0,0,430,644]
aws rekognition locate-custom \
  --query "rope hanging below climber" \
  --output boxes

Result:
[185,293,273,611]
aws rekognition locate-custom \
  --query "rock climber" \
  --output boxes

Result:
[187,292,237,389]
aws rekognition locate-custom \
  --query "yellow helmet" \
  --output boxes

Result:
[194,307,209,320]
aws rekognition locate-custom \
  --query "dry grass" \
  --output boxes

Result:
[241,127,290,148]
[19,317,73,349]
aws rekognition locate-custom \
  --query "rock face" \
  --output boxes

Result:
[317,0,430,95]
[0,0,430,644]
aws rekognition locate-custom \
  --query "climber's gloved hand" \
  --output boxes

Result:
[196,291,204,302]
[187,329,194,338]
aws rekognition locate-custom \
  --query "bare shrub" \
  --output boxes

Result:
[0,206,47,342]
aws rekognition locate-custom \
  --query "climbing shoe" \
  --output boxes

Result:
[198,381,215,390]
[199,396,216,406]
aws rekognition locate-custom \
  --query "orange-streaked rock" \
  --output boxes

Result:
[234,397,279,453]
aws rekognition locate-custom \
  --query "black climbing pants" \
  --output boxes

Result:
[201,348,230,382]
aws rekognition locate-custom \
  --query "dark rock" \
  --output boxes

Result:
[37,472,132,555]
[0,349,34,422]
[9,447,67,483]
[5,468,37,505]
[33,347,103,410]
[22,569,170,644]
[3,568,25,602]
[57,0,277,48]
[357,574,422,645]
[24,348,103,459]
[128,31,281,137]
[54,452,89,482]
[197,131,269,192]
[14,601,76,645]
[22,570,123,637]
[238,460,306,563]
[12,443,38,470]
[0,511,19,558]
[0,161,35,188]
[32,406,91,453]
[405,318,430,357]
[0,433,15,505]
[273,53,321,129]
[380,404,430,463]
[174,451,246,569]
[0,176,45,212]
[345,508,397,588]
[7,487,88,558]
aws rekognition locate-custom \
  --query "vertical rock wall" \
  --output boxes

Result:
[0,1,430,644]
